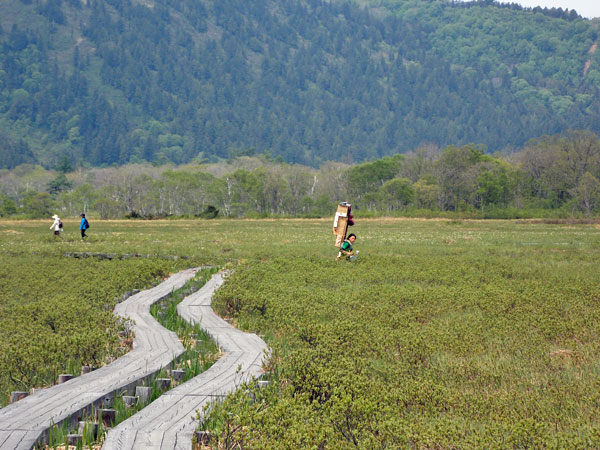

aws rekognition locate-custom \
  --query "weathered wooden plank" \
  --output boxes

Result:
[103,272,269,450]
[0,430,23,448]
[0,268,199,450]
[0,430,40,449]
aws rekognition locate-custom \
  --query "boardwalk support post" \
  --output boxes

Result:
[135,386,152,403]
[78,421,98,441]
[66,434,82,446]
[156,378,171,391]
[97,409,116,427]
[10,391,28,403]
[195,431,211,446]
[58,374,74,384]
[123,396,138,408]
[171,369,185,382]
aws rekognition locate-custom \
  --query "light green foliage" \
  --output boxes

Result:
[40,269,222,447]
[149,267,221,375]
[3,131,600,219]
[0,194,17,217]
[2,218,600,447]
[23,191,55,218]
[347,156,404,199]
[574,172,600,215]
[0,217,330,407]
[520,130,600,210]
[206,218,600,448]
[0,223,194,405]
[377,177,415,212]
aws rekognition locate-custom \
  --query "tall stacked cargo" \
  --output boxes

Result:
[332,202,353,247]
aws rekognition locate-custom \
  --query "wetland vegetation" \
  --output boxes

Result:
[1,218,599,448]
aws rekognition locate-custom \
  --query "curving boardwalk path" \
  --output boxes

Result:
[103,272,268,450]
[0,268,199,449]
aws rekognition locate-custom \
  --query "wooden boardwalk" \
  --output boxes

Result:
[0,268,199,450]
[102,272,268,450]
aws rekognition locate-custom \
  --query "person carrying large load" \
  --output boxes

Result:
[332,202,357,260]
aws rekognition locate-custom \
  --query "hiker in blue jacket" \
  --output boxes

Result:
[80,213,89,240]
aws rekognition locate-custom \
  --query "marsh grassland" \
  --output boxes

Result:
[1,218,599,448]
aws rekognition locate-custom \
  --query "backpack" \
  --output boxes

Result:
[58,221,63,229]
[84,218,89,229]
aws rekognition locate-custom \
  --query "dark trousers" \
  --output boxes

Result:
[81,229,87,238]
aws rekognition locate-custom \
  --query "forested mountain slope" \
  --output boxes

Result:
[0,0,598,168]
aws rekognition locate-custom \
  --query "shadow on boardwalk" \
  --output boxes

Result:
[0,269,268,450]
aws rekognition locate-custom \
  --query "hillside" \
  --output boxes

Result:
[0,0,599,168]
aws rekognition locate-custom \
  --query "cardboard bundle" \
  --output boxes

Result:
[333,202,351,247]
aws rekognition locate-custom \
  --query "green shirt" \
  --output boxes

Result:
[340,240,353,253]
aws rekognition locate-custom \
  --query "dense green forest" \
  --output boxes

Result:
[0,0,599,168]
[2,129,599,218]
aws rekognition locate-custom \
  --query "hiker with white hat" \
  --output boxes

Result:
[50,214,63,237]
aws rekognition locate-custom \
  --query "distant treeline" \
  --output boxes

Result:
[1,130,599,219]
[453,0,583,21]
